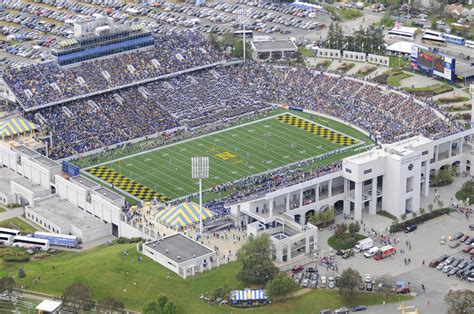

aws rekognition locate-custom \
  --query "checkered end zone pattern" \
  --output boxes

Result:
[86,166,169,202]
[277,114,358,146]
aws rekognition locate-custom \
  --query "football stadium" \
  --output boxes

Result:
[0,15,472,275]
[82,111,368,202]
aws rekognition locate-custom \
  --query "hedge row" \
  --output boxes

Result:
[3,255,30,262]
[389,208,452,233]
[116,237,143,244]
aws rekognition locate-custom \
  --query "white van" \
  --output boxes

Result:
[364,246,379,258]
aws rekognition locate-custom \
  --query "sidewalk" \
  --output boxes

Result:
[0,207,24,222]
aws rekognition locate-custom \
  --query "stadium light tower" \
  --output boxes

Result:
[192,157,209,236]
[238,9,246,61]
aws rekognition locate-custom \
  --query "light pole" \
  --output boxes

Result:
[238,9,246,61]
[192,157,209,236]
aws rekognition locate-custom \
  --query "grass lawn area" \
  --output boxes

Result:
[298,47,314,58]
[337,8,363,21]
[79,111,372,202]
[386,72,413,87]
[0,243,410,313]
[389,56,410,68]
[328,233,366,250]
[0,207,5,213]
[0,217,38,234]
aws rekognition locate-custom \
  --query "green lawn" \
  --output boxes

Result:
[82,112,372,201]
[0,207,5,213]
[0,243,410,313]
[389,56,410,68]
[0,217,38,234]
[386,72,413,87]
[328,233,366,250]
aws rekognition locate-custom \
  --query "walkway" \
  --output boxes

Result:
[0,207,24,222]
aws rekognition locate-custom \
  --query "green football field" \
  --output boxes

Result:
[83,112,372,201]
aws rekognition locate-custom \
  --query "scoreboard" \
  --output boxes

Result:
[411,46,455,81]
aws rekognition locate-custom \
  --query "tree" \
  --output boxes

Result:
[348,222,360,234]
[334,223,347,237]
[211,285,231,301]
[232,39,252,59]
[63,283,95,311]
[236,234,279,285]
[208,33,220,50]
[143,300,161,314]
[339,268,362,301]
[163,301,177,314]
[18,268,26,278]
[97,297,124,313]
[445,289,474,314]
[143,294,177,314]
[265,273,298,302]
[376,274,394,297]
[0,277,15,294]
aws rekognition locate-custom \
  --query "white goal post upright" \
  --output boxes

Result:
[192,157,209,236]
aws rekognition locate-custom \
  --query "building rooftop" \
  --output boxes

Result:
[34,156,60,169]
[13,145,40,157]
[31,196,106,230]
[252,39,297,52]
[70,175,100,189]
[144,233,213,263]
[93,187,124,204]
[0,168,49,194]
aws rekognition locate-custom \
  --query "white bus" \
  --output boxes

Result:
[0,227,21,237]
[388,27,416,41]
[0,233,13,246]
[422,34,446,47]
[12,236,50,251]
[423,29,443,38]
[465,40,474,49]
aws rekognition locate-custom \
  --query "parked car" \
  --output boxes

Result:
[449,242,461,249]
[301,278,310,287]
[328,276,336,289]
[404,225,417,233]
[320,276,327,287]
[443,265,454,273]
[366,282,373,291]
[396,286,411,294]
[460,235,469,243]
[292,265,304,273]
[453,232,464,240]
[352,305,367,312]
[465,237,474,245]
[364,274,372,283]
[469,224,474,231]
[463,247,474,254]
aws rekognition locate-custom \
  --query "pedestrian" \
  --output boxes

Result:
[422,259,425,265]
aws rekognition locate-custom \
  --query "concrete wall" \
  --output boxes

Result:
[343,51,367,62]
[316,48,341,59]
[367,54,390,67]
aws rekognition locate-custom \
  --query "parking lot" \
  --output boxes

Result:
[311,211,473,312]
[0,0,336,68]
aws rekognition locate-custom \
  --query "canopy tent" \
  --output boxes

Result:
[0,116,36,137]
[230,289,268,302]
[155,202,215,228]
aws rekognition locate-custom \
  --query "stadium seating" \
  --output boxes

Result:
[3,31,222,109]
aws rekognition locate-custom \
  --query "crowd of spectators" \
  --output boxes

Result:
[3,31,222,109]
[27,67,270,159]
[24,62,463,160]
[228,64,462,143]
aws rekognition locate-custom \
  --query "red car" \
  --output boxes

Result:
[460,235,469,242]
[291,265,304,274]
[463,247,474,254]
[396,287,411,294]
